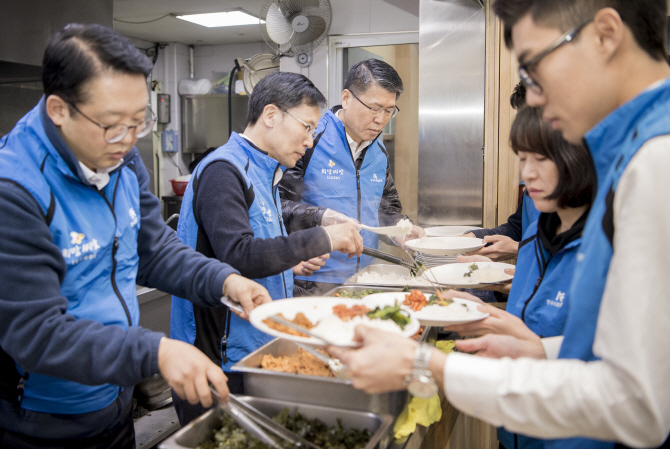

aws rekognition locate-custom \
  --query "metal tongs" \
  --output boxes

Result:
[210,388,321,449]
[221,297,349,347]
[294,342,350,379]
[363,246,425,276]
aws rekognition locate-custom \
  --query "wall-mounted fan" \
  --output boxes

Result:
[259,0,332,67]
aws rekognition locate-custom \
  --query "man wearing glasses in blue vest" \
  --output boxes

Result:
[280,59,425,295]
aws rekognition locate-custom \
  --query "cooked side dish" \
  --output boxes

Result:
[403,290,453,312]
[198,408,372,449]
[332,304,371,321]
[263,313,315,337]
[260,347,334,377]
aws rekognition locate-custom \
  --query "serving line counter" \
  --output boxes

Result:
[159,280,500,449]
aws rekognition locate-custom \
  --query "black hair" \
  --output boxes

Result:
[493,0,668,61]
[510,106,595,209]
[42,23,153,106]
[343,58,404,99]
[246,72,326,126]
[510,82,527,110]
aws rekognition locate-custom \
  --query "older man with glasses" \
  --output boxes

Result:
[279,58,425,295]
[0,23,274,449]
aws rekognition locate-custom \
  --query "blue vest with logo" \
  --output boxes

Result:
[171,133,293,370]
[297,109,387,284]
[540,78,670,449]
[0,99,141,415]
[498,218,611,449]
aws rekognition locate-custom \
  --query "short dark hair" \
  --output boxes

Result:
[343,58,404,100]
[246,72,326,126]
[42,23,153,106]
[510,106,595,209]
[493,0,668,61]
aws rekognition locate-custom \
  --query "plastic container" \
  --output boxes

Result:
[170,179,189,196]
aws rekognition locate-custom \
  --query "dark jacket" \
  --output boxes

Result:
[0,97,236,439]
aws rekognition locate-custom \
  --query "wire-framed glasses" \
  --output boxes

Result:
[518,19,592,94]
[278,106,317,139]
[68,101,157,143]
[349,90,399,119]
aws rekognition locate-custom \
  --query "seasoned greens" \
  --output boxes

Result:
[333,289,383,299]
[198,408,372,449]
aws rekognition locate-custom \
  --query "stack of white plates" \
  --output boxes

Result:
[416,252,458,268]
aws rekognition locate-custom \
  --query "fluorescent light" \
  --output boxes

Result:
[176,11,261,28]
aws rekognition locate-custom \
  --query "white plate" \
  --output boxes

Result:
[423,262,515,288]
[405,237,484,255]
[424,226,482,237]
[249,297,421,347]
[362,292,489,326]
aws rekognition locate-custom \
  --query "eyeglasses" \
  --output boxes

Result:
[277,106,317,139]
[349,90,399,119]
[67,101,157,143]
[518,19,593,94]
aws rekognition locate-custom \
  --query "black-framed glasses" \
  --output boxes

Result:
[518,19,593,94]
[68,101,157,143]
[348,90,399,119]
[277,106,317,139]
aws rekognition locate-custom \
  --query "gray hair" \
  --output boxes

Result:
[343,58,404,99]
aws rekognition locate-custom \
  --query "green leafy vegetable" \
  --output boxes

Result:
[463,263,479,278]
[366,301,410,330]
[198,408,372,449]
[333,289,382,299]
[428,293,454,307]
[402,285,412,292]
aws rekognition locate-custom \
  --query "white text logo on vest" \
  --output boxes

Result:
[371,173,383,183]
[260,200,274,223]
[322,160,343,180]
[546,291,565,308]
[62,232,101,265]
[129,208,138,227]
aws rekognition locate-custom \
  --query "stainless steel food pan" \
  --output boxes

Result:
[324,285,437,297]
[343,264,432,288]
[159,396,394,449]
[232,338,406,416]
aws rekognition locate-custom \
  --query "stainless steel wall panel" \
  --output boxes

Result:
[418,0,485,226]
[181,94,249,153]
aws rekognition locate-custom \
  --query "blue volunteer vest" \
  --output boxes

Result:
[0,99,141,414]
[543,79,670,449]
[498,217,611,449]
[171,133,293,371]
[297,109,387,284]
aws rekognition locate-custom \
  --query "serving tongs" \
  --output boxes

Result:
[294,342,350,379]
[362,246,424,276]
[210,388,322,449]
[222,296,350,347]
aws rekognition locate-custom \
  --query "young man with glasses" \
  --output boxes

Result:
[279,58,425,295]
[330,1,670,448]
[0,24,273,449]
[170,71,363,424]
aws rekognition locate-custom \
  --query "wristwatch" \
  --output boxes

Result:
[405,343,439,398]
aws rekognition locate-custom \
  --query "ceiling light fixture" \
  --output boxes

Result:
[176,11,262,28]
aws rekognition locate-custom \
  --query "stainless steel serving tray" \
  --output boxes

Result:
[232,338,406,416]
[159,396,394,449]
[323,285,437,297]
[342,264,434,288]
